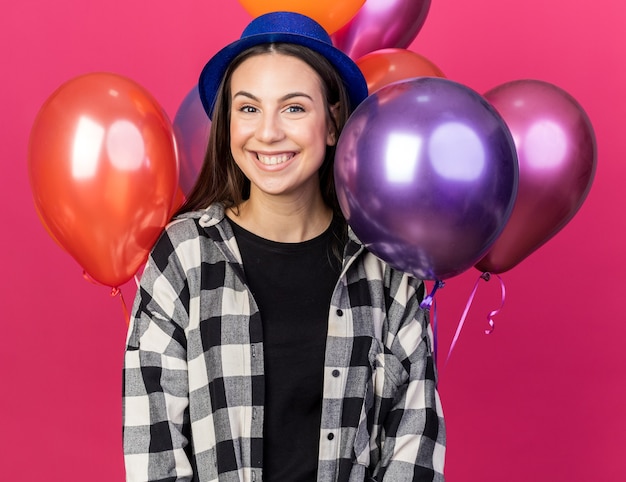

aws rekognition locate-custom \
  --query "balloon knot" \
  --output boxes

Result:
[420,279,445,310]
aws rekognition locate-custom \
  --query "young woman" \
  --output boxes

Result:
[123,11,445,482]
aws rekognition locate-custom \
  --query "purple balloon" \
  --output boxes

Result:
[332,0,431,60]
[173,85,211,196]
[335,77,519,280]
[476,80,597,274]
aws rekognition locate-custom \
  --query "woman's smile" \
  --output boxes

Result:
[255,151,295,166]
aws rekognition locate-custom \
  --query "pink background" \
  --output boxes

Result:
[2,0,625,480]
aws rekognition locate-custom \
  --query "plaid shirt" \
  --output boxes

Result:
[123,203,445,481]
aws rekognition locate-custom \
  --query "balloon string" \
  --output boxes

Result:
[432,297,438,367]
[420,280,444,371]
[443,272,506,369]
[484,273,506,334]
[420,279,445,310]
[82,270,130,326]
[111,287,131,327]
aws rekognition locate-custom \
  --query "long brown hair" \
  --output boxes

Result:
[177,43,353,218]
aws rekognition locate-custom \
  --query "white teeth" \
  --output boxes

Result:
[257,153,293,165]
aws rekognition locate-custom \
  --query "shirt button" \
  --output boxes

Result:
[336,309,344,316]
[327,432,335,441]
[332,369,340,377]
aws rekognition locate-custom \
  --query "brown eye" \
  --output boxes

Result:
[239,105,258,113]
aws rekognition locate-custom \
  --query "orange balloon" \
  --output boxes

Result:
[237,0,365,35]
[356,48,445,95]
[28,72,179,287]
[169,185,186,218]
[33,202,65,252]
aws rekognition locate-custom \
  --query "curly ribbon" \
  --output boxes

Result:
[483,272,506,334]
[420,280,445,366]
[82,270,131,326]
[443,272,506,369]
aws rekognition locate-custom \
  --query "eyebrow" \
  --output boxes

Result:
[232,90,314,102]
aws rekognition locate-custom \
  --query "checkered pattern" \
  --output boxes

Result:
[123,203,445,481]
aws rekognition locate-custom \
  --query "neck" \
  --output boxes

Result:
[227,189,333,243]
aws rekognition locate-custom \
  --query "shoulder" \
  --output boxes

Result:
[345,228,416,283]
[163,204,226,243]
[146,205,225,262]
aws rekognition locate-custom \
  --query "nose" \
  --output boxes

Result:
[256,110,285,143]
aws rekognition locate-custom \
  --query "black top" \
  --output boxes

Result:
[229,216,344,481]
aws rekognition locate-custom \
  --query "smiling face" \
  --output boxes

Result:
[229,52,337,203]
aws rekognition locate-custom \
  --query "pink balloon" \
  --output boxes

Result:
[476,79,597,274]
[172,85,211,196]
[331,0,431,60]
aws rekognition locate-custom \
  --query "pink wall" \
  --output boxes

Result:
[2,0,624,480]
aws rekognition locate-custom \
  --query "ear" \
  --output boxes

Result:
[326,102,340,146]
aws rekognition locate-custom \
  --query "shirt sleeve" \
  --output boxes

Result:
[376,273,446,481]
[123,229,194,481]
